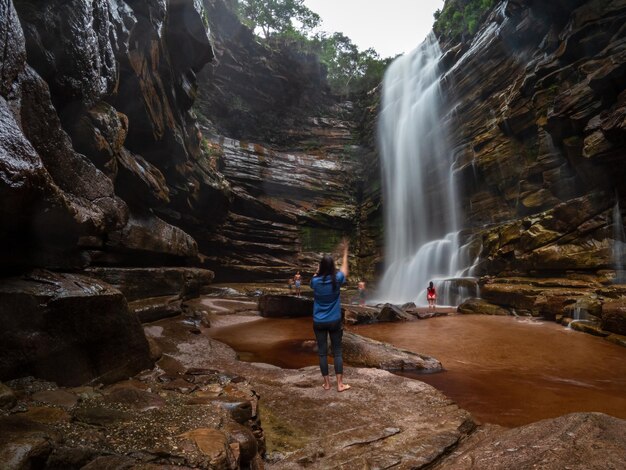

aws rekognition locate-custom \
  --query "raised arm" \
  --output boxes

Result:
[340,239,349,278]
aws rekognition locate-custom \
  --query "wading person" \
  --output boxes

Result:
[294,271,302,297]
[427,281,437,309]
[310,240,350,392]
[357,281,367,306]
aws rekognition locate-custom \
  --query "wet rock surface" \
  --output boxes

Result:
[431,0,626,326]
[1,299,625,469]
[84,267,215,302]
[0,270,152,386]
[433,412,626,470]
[342,332,443,372]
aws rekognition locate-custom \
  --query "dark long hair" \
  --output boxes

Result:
[318,254,337,291]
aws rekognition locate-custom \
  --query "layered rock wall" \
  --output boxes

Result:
[0,0,381,382]
[436,0,626,328]
[194,0,382,281]
[0,0,225,384]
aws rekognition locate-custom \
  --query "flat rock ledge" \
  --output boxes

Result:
[1,311,625,469]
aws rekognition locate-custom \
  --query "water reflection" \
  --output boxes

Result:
[208,315,626,427]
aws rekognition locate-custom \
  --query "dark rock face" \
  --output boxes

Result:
[2,0,227,274]
[0,270,152,386]
[434,0,626,329]
[198,0,330,144]
[84,267,215,301]
[0,0,228,385]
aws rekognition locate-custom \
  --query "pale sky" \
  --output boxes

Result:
[303,0,445,58]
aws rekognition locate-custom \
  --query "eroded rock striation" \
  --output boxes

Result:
[195,0,382,282]
[0,0,222,384]
[1,0,381,386]
[431,0,626,336]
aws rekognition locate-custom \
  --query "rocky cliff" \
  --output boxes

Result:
[435,0,626,331]
[193,0,382,282]
[0,0,227,385]
[0,0,381,384]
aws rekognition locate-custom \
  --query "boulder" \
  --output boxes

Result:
[562,297,602,320]
[342,332,442,372]
[0,270,153,386]
[458,298,511,316]
[258,295,314,318]
[601,300,626,336]
[480,281,541,311]
[343,305,382,325]
[378,303,416,322]
[62,102,128,176]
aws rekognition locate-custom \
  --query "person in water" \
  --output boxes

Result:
[427,281,437,309]
[357,281,367,306]
[294,271,302,297]
[310,239,350,392]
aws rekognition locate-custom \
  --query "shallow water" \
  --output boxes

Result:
[208,315,626,427]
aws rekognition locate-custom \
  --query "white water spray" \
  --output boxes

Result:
[377,34,475,306]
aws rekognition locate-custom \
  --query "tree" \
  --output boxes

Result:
[311,33,393,97]
[237,0,321,39]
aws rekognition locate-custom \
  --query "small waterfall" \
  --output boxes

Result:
[612,199,626,283]
[377,34,474,306]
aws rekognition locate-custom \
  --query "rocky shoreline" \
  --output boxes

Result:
[2,293,625,469]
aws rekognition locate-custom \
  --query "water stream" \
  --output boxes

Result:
[208,315,626,428]
[377,34,474,306]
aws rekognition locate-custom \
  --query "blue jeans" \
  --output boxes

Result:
[313,320,343,375]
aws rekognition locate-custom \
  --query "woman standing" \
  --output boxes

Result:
[310,240,350,392]
[427,281,437,310]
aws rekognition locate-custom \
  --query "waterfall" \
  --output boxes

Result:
[613,199,626,284]
[377,34,474,306]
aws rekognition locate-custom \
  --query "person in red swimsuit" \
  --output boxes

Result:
[427,281,437,310]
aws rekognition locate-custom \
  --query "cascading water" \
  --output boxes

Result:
[377,34,475,306]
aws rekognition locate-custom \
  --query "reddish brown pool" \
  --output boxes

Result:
[208,315,626,427]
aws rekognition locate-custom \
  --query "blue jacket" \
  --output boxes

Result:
[310,271,346,322]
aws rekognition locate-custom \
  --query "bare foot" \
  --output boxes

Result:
[337,384,351,392]
[322,383,331,391]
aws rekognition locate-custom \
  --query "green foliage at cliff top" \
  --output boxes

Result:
[433,0,496,39]
[234,0,393,97]
[237,0,320,38]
